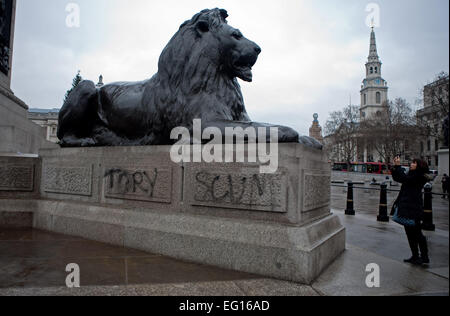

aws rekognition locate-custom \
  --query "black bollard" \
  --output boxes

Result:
[345,181,356,216]
[377,183,390,222]
[422,183,436,231]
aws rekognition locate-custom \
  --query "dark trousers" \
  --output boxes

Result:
[405,225,428,258]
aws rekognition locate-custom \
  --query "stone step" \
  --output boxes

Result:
[0,210,33,228]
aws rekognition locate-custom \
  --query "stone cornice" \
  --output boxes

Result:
[0,85,29,110]
[416,105,442,116]
[360,86,389,93]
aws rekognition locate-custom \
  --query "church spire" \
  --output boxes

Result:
[360,27,389,120]
[364,28,382,78]
[368,27,380,62]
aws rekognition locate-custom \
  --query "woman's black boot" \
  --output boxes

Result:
[404,257,423,265]
[421,256,430,265]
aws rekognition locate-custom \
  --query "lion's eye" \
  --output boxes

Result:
[232,32,242,40]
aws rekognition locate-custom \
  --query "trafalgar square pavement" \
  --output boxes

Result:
[0,187,448,296]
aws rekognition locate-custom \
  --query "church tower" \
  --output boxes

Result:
[360,28,389,120]
[309,113,324,144]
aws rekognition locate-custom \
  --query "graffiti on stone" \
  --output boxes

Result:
[104,167,172,203]
[190,170,287,213]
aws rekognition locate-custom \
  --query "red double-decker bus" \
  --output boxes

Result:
[332,162,391,175]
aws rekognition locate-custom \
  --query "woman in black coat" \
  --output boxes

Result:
[392,157,430,265]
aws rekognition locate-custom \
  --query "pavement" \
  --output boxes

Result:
[0,191,448,296]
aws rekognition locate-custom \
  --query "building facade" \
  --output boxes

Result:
[28,109,59,143]
[416,75,449,170]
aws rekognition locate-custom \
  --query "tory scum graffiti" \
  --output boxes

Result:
[191,170,286,213]
[104,168,158,197]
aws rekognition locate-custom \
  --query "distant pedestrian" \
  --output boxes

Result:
[442,174,449,199]
[391,157,431,266]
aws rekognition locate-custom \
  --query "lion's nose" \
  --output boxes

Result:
[254,45,261,55]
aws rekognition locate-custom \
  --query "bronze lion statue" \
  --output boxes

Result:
[58,8,321,149]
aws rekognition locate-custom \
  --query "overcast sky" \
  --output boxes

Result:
[11,0,449,135]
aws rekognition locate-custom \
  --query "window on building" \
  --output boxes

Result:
[421,142,424,153]
[364,94,367,105]
[370,67,373,74]
[435,156,439,167]
[435,139,439,151]
[376,92,381,104]
[427,140,431,152]
[375,67,378,74]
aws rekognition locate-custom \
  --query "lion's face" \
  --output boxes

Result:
[196,15,261,82]
[215,24,261,82]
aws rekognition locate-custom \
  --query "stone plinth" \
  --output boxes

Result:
[39,144,336,226]
[4,144,345,284]
[0,86,58,155]
[0,0,57,155]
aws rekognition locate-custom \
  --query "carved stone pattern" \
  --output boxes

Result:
[191,169,287,213]
[303,173,331,212]
[104,167,172,203]
[44,166,93,196]
[0,165,34,191]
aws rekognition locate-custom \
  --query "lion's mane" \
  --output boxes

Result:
[144,8,249,131]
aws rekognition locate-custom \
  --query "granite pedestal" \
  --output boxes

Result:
[1,144,345,284]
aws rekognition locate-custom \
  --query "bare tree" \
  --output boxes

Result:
[360,98,420,163]
[325,105,361,168]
